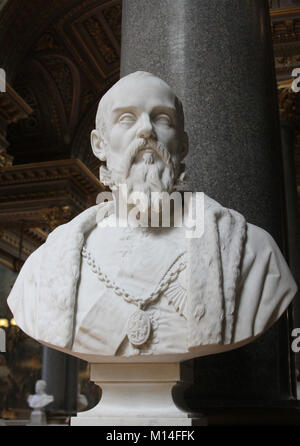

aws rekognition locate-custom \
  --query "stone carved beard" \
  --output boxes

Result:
[101,137,180,210]
[126,155,173,212]
[126,138,177,207]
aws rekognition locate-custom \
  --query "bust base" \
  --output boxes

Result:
[71,363,199,426]
[27,410,46,426]
[71,417,193,426]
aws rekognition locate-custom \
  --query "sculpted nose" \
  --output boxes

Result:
[136,113,155,139]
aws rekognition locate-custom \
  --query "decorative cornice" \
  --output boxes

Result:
[0,159,104,224]
[0,158,103,188]
[40,205,73,231]
[0,158,104,269]
[270,7,300,18]
[0,226,38,270]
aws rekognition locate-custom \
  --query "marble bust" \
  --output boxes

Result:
[7,71,297,364]
[27,380,54,410]
[27,379,54,425]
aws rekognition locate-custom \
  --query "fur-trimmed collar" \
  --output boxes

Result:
[8,194,246,350]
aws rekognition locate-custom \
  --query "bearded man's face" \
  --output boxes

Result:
[93,74,187,207]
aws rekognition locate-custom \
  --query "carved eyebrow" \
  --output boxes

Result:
[150,106,176,119]
[111,105,177,120]
[111,106,139,116]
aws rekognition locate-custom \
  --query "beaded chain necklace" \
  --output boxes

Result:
[82,244,186,347]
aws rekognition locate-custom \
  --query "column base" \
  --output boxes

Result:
[71,363,197,426]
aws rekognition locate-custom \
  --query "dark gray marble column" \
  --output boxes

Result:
[42,347,78,418]
[121,0,283,241]
[121,0,295,408]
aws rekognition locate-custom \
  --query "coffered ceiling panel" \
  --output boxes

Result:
[56,2,121,83]
[1,0,121,166]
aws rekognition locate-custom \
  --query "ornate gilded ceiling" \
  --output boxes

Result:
[2,1,300,422]
[0,0,121,167]
[2,0,300,167]
[0,0,119,269]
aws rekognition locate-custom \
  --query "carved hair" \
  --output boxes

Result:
[95,71,187,189]
[95,71,185,149]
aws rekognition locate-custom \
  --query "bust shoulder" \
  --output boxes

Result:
[232,222,297,341]
[243,222,289,270]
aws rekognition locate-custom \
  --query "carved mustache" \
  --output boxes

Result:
[124,138,174,179]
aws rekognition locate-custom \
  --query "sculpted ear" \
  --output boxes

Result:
[181,131,189,159]
[91,129,106,161]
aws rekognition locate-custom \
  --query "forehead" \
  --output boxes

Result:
[108,76,177,114]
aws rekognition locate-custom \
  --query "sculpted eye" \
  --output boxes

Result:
[118,113,136,125]
[153,114,172,126]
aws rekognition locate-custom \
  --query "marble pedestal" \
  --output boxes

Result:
[28,410,46,426]
[71,363,193,426]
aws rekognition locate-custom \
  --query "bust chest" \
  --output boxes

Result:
[84,220,187,298]
[73,222,189,355]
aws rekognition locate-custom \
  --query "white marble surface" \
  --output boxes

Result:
[7,195,297,363]
[27,380,54,410]
[7,72,297,363]
[27,380,54,426]
[71,363,193,426]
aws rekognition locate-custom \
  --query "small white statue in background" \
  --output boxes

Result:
[27,380,54,425]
